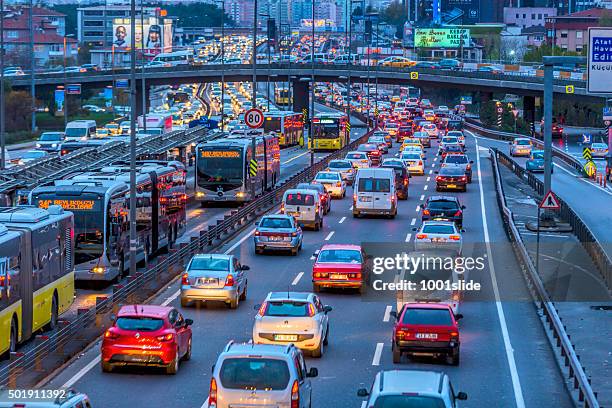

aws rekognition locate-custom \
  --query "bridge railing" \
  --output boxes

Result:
[490,147,601,408]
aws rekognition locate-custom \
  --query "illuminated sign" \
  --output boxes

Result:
[415,28,470,48]
[318,119,336,124]
[200,150,240,158]
[38,199,96,210]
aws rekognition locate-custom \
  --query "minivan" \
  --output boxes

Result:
[64,120,97,141]
[353,168,397,218]
[282,188,324,230]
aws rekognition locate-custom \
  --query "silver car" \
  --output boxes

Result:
[326,159,356,184]
[253,292,332,357]
[209,342,318,408]
[414,220,463,255]
[180,254,249,309]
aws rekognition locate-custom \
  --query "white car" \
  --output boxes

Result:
[326,159,356,184]
[345,151,371,168]
[253,291,331,357]
[414,220,463,255]
[313,171,346,198]
[82,104,105,113]
[438,105,450,114]
[509,137,533,157]
[17,150,48,165]
[439,136,460,154]
[422,122,439,138]
[402,145,425,159]
[590,142,608,158]
[399,151,425,175]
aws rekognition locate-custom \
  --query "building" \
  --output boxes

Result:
[503,7,556,29]
[522,25,546,46]
[225,0,255,27]
[545,8,606,52]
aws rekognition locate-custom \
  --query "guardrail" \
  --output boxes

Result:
[489,147,600,408]
[0,128,374,389]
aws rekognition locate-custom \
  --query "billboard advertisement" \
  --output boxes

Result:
[415,28,470,48]
[113,18,172,55]
[54,88,64,114]
[443,0,479,23]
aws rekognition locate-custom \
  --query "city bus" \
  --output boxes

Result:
[29,161,186,284]
[195,133,280,204]
[309,112,350,151]
[263,111,304,147]
[0,205,75,356]
[274,86,291,106]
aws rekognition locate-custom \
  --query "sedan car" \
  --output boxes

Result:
[313,171,346,198]
[413,131,431,147]
[36,131,64,152]
[421,196,466,228]
[326,159,355,184]
[442,153,473,182]
[312,244,366,293]
[446,130,465,147]
[18,150,48,165]
[345,151,371,168]
[101,305,193,374]
[414,220,463,255]
[357,143,382,166]
[180,254,249,309]
[397,125,413,142]
[254,215,303,255]
[399,151,425,175]
[509,137,533,157]
[478,65,503,74]
[253,292,332,357]
[436,166,468,192]
[422,122,439,139]
[367,135,389,154]
[381,162,409,200]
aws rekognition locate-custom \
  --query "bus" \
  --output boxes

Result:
[0,205,75,356]
[29,161,187,284]
[263,111,304,147]
[309,112,350,151]
[195,133,280,204]
[274,86,291,106]
[151,51,194,66]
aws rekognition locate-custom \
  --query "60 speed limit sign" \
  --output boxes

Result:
[244,108,264,129]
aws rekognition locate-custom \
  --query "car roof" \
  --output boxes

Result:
[286,188,319,195]
[117,304,171,318]
[319,244,361,251]
[403,302,452,310]
[377,370,445,395]
[261,214,293,220]
[221,342,295,358]
[267,292,312,301]
[427,195,459,202]
[421,220,456,227]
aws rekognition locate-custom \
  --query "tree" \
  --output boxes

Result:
[599,9,612,27]
[5,91,34,132]
[78,43,92,66]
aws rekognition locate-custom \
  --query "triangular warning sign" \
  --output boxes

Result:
[539,191,560,210]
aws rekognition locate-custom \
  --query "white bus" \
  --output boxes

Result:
[151,51,194,66]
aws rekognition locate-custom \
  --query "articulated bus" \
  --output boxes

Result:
[263,111,304,147]
[0,205,75,356]
[274,86,291,106]
[309,112,350,151]
[30,161,187,284]
[195,133,280,204]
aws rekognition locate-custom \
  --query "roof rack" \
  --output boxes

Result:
[224,340,234,352]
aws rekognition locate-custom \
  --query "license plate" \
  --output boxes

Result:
[360,196,372,202]
[269,236,283,241]
[431,238,446,242]
[287,212,300,217]
[448,184,456,188]
[415,333,438,339]
[198,278,218,285]
[215,197,227,200]
[330,274,347,280]
[274,334,298,341]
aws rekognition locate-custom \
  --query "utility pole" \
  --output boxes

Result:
[252,0,258,107]
[309,0,315,165]
[1,0,5,170]
[129,0,137,275]
[29,0,36,132]
[219,0,225,134]
[141,1,146,133]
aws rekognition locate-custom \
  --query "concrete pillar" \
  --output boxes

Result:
[523,95,536,124]
[480,91,493,103]
[135,84,150,118]
[292,79,309,120]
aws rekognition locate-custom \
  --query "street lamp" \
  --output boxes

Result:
[63,34,75,128]
[259,12,272,112]
[140,1,146,133]
[309,0,315,166]
[1,0,5,169]
[216,0,225,134]
[252,0,258,107]
[129,0,137,275]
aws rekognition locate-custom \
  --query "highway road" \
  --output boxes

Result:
[43,132,573,408]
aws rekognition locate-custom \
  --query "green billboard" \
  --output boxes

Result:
[415,28,470,48]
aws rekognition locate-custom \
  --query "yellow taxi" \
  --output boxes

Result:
[105,122,121,135]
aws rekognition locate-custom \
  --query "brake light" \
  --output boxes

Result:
[157,333,174,342]
[308,303,316,317]
[436,176,443,182]
[280,203,285,213]
[254,230,260,236]
[449,235,461,241]
[454,210,462,217]
[225,274,235,287]
[353,194,357,202]
[396,329,409,339]
[291,380,299,408]
[466,164,471,170]
[403,179,408,186]
[104,329,119,340]
[181,273,189,285]
[416,233,427,239]
[336,182,342,187]
[418,160,423,166]
[423,209,430,215]
[209,378,218,407]
[460,176,467,182]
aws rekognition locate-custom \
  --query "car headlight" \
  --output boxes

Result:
[36,143,41,148]
[51,143,57,148]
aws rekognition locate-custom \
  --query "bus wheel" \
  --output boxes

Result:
[3,318,17,359]
[45,294,58,331]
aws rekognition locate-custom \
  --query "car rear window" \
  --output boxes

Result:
[116,317,164,331]
[402,308,453,325]
[316,172,339,181]
[264,301,311,317]
[444,155,468,164]
[427,200,459,210]
[439,167,465,176]
[358,177,391,193]
[329,161,351,169]
[260,218,292,228]
[372,395,446,408]
[285,193,315,205]
[422,224,455,234]
[317,249,362,264]
[516,139,531,145]
[442,137,458,144]
[219,358,290,390]
[401,153,421,160]
[190,257,230,271]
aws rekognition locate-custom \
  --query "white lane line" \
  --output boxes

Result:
[349,205,354,210]
[474,135,526,408]
[339,216,346,224]
[292,272,304,286]
[372,343,384,366]
[324,231,335,241]
[419,194,425,201]
[429,169,433,174]
[423,185,428,190]
[62,355,101,389]
[415,205,421,212]
[361,401,367,408]
[431,163,436,168]
[383,305,392,322]
[200,398,209,408]
[433,157,438,162]
[282,150,310,166]
[225,228,256,254]
[405,233,412,242]
[310,255,316,260]
[162,291,180,306]
[426,176,431,182]
[410,218,416,226]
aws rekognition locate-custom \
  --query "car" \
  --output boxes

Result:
[478,65,503,74]
[96,128,110,138]
[101,304,193,374]
[591,142,609,158]
[400,137,422,150]
[17,150,48,165]
[296,182,331,214]
[413,131,431,147]
[312,244,367,293]
[80,63,100,72]
[423,111,436,122]
[441,144,464,160]
[381,162,409,200]
[551,121,564,138]
[357,143,382,166]
[438,58,463,70]
[345,151,371,168]
[435,167,468,192]
[371,130,393,147]
[357,370,468,407]
[421,196,465,228]
[414,220,463,255]
[422,122,439,139]
[254,214,303,255]
[36,131,65,152]
[367,135,389,154]
[446,130,465,147]
[396,125,413,142]
[390,302,462,365]
[326,159,355,184]
[402,144,425,159]
[384,122,399,138]
[180,254,249,309]
[399,150,425,175]
[253,292,332,357]
[414,61,440,69]
[378,56,414,67]
[82,104,105,113]
[209,342,317,408]
[353,167,397,218]
[442,153,473,182]
[509,137,533,157]
[313,171,346,198]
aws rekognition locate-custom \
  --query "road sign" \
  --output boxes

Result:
[539,191,560,210]
[584,160,597,177]
[460,96,472,105]
[603,107,612,121]
[249,159,258,177]
[512,109,519,118]
[588,28,612,94]
[582,134,592,144]
[66,84,81,95]
[374,107,379,116]
[410,72,418,80]
[605,120,611,127]
[115,79,129,89]
[244,108,264,129]
[496,107,503,114]
[583,147,592,160]
[302,108,308,123]
[346,122,351,134]
[565,85,574,94]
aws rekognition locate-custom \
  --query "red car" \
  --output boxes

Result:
[391,303,462,365]
[397,126,413,142]
[357,143,382,165]
[101,305,193,374]
[312,244,366,293]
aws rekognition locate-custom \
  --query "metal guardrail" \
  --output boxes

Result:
[0,129,374,388]
[489,147,600,408]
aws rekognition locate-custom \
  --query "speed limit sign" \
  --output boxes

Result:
[244,108,264,129]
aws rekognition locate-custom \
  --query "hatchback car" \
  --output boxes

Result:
[296,182,331,214]
[313,171,346,198]
[312,244,366,293]
[253,292,332,357]
[209,342,318,408]
[326,159,355,184]
[357,143,382,166]
[345,151,371,168]
[254,215,303,255]
[526,150,546,172]
[414,221,463,255]
[101,305,193,374]
[413,131,431,147]
[399,151,425,175]
[446,130,465,147]
[381,162,409,200]
[442,153,473,182]
[17,150,48,165]
[509,137,532,157]
[421,196,466,228]
[422,122,439,139]
[180,254,249,309]
[367,135,389,154]
[397,125,413,142]
[36,132,65,152]
[436,166,468,192]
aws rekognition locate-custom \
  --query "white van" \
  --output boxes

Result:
[64,120,97,141]
[353,168,397,218]
[281,188,324,230]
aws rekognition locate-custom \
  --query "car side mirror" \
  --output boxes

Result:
[357,388,369,397]
[324,305,333,313]
[241,265,250,271]
[456,392,468,400]
[455,313,464,320]
[307,367,318,378]
[461,229,466,233]
[254,304,261,311]
[254,221,260,226]
[313,250,320,257]
[185,318,194,326]
[389,311,398,320]
[461,205,466,209]
[412,227,418,231]
[110,314,116,322]
[470,160,474,164]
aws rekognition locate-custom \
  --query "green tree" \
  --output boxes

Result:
[381,0,406,38]
[5,91,34,132]
[599,9,612,26]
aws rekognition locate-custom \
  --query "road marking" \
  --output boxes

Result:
[383,305,392,322]
[62,355,100,389]
[310,255,316,260]
[419,194,424,201]
[426,176,431,182]
[292,272,304,286]
[349,205,354,210]
[415,205,421,212]
[161,291,180,306]
[429,169,433,174]
[474,134,526,408]
[431,163,436,168]
[410,218,416,226]
[405,233,412,242]
[423,185,428,190]
[372,343,384,366]
[282,150,310,166]
[339,216,346,224]
[433,157,438,162]
[324,231,335,241]
[225,228,256,254]
[200,398,209,408]
[360,402,367,408]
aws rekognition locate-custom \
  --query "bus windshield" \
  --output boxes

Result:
[313,120,339,139]
[197,148,244,186]
[263,117,281,133]
[65,127,87,138]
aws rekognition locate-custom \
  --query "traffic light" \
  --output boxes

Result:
[267,18,277,47]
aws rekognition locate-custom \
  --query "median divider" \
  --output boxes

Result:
[1,129,374,389]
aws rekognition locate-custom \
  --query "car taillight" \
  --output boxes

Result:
[423,209,430,215]
[254,230,260,236]
[291,380,299,408]
[291,231,298,237]
[157,333,174,342]
[460,176,467,182]
[403,179,408,186]
[225,274,235,287]
[416,233,427,239]
[436,176,443,182]
[336,182,342,187]
[450,235,461,241]
[396,329,409,339]
[454,210,462,217]
[308,303,316,317]
[466,164,471,170]
[181,273,189,285]
[104,329,119,340]
[258,302,268,316]
[280,203,285,213]
[353,194,357,202]
[418,160,423,166]
[209,378,218,407]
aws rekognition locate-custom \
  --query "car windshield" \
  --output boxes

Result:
[220,358,290,391]
[260,218,292,229]
[401,153,421,160]
[532,152,544,160]
[422,224,456,234]
[285,192,316,205]
[316,172,340,181]
[427,200,459,210]
[116,317,164,332]
[444,155,468,164]
[358,177,391,192]
[516,139,531,145]
[329,161,351,169]
[317,249,362,264]
[402,308,453,325]
[372,395,446,408]
[40,133,63,141]
[264,301,311,317]
[189,257,230,271]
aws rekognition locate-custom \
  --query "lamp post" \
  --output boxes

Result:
[63,34,75,128]
[129,0,137,275]
[140,1,146,133]
[217,0,225,134]
[252,0,258,107]
[259,12,271,111]
[309,0,315,166]
[1,0,5,170]
[29,0,36,132]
